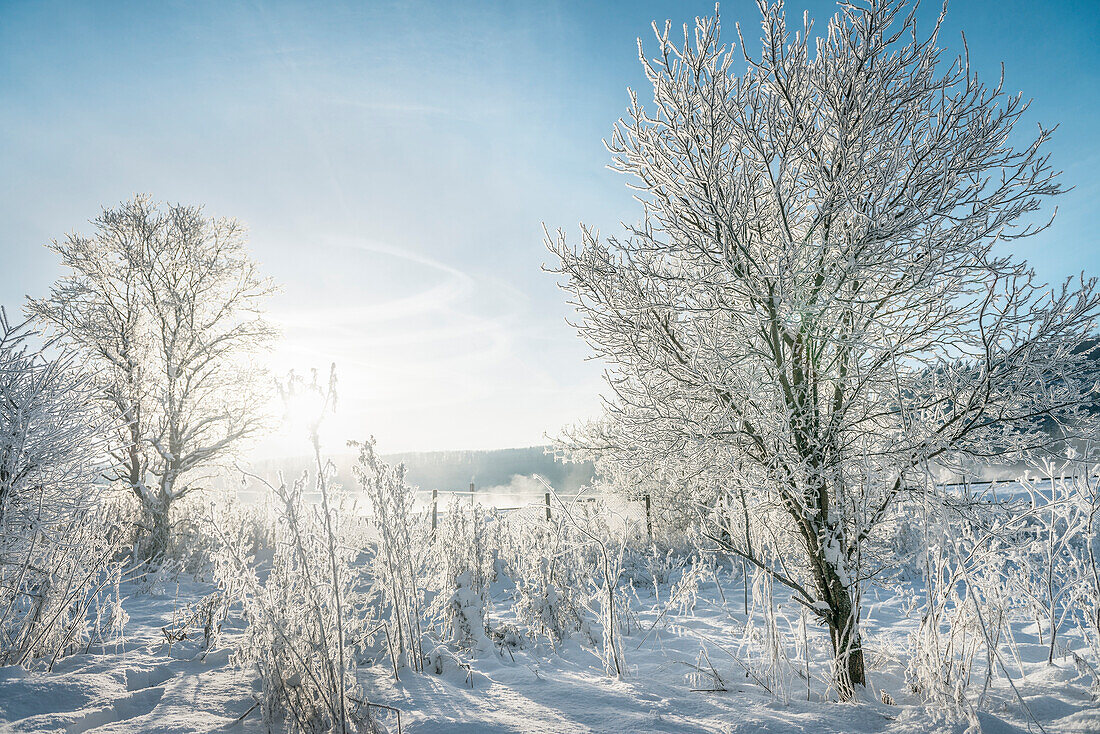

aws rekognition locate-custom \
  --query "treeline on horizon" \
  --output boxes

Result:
[248,445,596,497]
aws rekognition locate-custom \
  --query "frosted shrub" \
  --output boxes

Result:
[0,311,105,528]
[213,368,378,734]
[215,487,278,567]
[217,476,374,733]
[506,509,588,646]
[89,565,128,654]
[429,500,497,653]
[0,311,125,669]
[166,490,239,579]
[437,571,491,655]
[0,508,126,668]
[905,501,1031,726]
[1065,471,1100,678]
[350,438,427,672]
[907,552,983,723]
[1012,465,1085,665]
[436,500,494,604]
[498,490,639,676]
[881,498,932,581]
[667,555,711,616]
[620,546,679,593]
[738,568,798,704]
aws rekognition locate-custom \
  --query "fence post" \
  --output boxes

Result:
[644,493,653,543]
[470,481,475,493]
[544,491,552,523]
[431,489,438,538]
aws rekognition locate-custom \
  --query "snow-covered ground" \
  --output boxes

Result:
[2,566,1096,734]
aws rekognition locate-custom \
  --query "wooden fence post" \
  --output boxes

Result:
[544,491,552,523]
[431,489,438,538]
[644,493,653,543]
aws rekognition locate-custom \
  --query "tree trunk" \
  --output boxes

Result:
[139,498,171,564]
[821,563,866,700]
[1047,614,1057,665]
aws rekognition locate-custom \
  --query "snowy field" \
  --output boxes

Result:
[2,560,1097,734]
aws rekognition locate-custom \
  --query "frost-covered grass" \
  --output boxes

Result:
[4,350,1098,732]
[1,554,1097,734]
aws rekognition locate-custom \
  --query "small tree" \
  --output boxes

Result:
[29,195,277,561]
[548,1,1099,697]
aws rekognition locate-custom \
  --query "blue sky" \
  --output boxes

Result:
[1,0,1098,452]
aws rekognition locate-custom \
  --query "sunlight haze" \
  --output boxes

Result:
[2,0,1097,452]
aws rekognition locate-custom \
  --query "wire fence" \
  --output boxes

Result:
[416,486,652,540]
[262,472,1093,547]
[414,472,1100,544]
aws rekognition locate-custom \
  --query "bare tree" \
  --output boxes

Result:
[29,195,278,561]
[547,0,1099,697]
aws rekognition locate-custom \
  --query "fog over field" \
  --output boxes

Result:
[246,446,596,502]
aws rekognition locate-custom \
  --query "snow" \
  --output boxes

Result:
[2,569,1095,733]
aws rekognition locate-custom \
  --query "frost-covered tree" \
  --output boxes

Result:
[547,1,1099,697]
[29,196,277,561]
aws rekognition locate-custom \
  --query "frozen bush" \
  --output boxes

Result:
[565,503,629,678]
[350,438,427,672]
[429,500,496,653]
[213,368,379,733]
[904,488,1048,729]
[511,490,631,677]
[0,311,105,526]
[0,310,126,668]
[0,507,126,668]
[505,508,588,646]
[438,571,491,655]
[1065,470,1100,678]
[89,565,128,654]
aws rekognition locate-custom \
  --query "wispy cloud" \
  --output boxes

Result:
[263,235,541,448]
